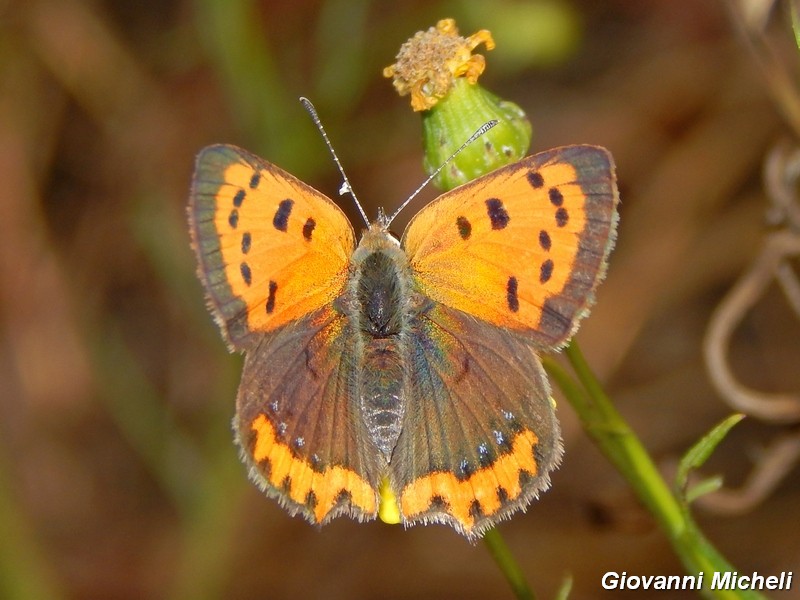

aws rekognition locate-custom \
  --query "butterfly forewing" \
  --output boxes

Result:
[402,145,618,349]
[189,144,356,350]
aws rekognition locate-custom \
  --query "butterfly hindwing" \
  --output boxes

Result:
[189,144,356,350]
[390,302,562,539]
[236,306,382,524]
[403,145,618,349]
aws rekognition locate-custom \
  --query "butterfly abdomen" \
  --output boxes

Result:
[347,228,419,458]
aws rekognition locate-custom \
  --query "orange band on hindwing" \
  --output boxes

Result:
[399,429,539,533]
[250,415,377,522]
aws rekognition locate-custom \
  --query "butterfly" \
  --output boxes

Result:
[188,142,619,540]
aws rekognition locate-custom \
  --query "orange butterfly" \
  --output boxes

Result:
[189,143,618,539]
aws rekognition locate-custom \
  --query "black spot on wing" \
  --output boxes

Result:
[303,217,316,241]
[485,198,509,229]
[456,458,475,481]
[456,216,471,240]
[240,262,252,286]
[539,230,551,251]
[266,280,277,313]
[305,490,317,510]
[540,259,554,283]
[497,486,510,504]
[273,199,294,232]
[506,276,519,312]
[527,171,544,188]
[469,499,484,520]
[548,187,564,207]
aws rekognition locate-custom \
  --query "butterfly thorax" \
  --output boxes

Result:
[340,224,422,459]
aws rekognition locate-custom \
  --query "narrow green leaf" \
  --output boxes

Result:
[685,475,724,504]
[792,0,800,51]
[676,414,744,493]
[554,574,573,600]
[482,529,536,600]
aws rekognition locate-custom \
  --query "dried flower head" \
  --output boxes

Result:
[383,18,495,111]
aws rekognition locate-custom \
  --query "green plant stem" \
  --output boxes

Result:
[483,529,536,600]
[0,453,64,600]
[544,342,765,600]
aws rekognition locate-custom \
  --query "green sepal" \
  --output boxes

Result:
[422,78,531,190]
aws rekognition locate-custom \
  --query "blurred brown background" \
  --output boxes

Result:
[1,1,799,598]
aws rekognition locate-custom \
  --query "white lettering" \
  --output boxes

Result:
[693,573,704,589]
[713,571,732,589]
[603,570,792,592]
[601,572,619,590]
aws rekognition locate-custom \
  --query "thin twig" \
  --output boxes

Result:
[704,229,800,422]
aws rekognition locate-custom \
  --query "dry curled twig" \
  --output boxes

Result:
[700,139,800,513]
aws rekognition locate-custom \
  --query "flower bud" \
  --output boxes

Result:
[385,18,532,190]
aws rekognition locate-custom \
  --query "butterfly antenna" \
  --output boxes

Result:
[383,119,499,228]
[300,97,370,226]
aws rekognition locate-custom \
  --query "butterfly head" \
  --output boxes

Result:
[359,217,401,251]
